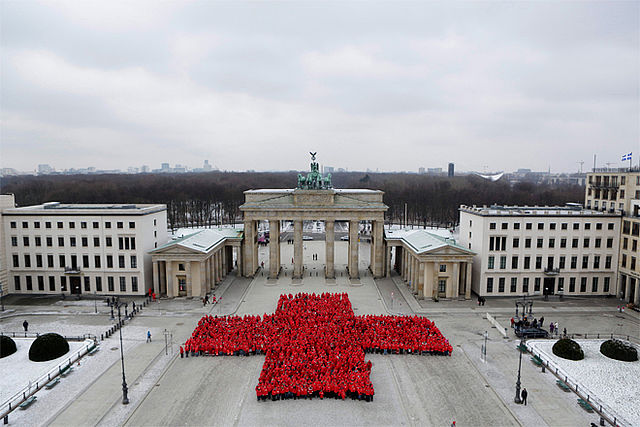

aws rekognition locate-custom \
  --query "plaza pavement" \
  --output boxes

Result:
[0,241,637,426]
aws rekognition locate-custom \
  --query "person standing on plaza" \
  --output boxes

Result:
[23,320,28,332]
[521,388,528,405]
[555,322,559,336]
[539,316,544,328]
[147,330,152,343]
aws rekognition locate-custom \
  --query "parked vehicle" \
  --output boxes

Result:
[515,327,549,339]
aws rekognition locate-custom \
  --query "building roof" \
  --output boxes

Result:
[2,201,165,215]
[459,204,621,217]
[151,228,242,254]
[385,228,474,255]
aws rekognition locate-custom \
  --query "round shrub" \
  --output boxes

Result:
[0,335,17,358]
[552,338,584,361]
[600,339,638,362]
[29,333,69,362]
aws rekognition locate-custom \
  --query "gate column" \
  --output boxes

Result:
[325,220,335,279]
[348,220,359,279]
[269,220,281,279]
[293,220,303,279]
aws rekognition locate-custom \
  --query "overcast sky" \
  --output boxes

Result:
[1,1,638,173]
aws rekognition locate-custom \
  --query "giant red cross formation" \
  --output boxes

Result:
[183,293,452,401]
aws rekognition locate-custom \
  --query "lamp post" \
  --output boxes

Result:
[483,331,488,360]
[94,291,97,314]
[1,288,4,312]
[116,304,129,404]
[514,337,524,403]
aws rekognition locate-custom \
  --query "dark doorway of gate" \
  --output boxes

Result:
[70,277,82,295]
[543,277,555,296]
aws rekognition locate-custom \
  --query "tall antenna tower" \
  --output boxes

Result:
[576,161,584,173]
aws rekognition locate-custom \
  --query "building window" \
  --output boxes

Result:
[12,254,19,268]
[81,221,87,229]
[573,223,579,230]
[132,276,138,292]
[96,277,103,292]
[69,222,75,229]
[26,276,33,290]
[525,238,531,248]
[45,221,51,229]
[526,223,532,230]
[59,255,65,268]
[593,256,600,269]
[106,237,112,247]
[498,277,505,292]
[571,256,577,269]
[548,238,555,248]
[47,254,54,268]
[559,256,566,269]
[489,223,496,230]
[57,221,63,229]
[119,277,126,292]
[93,221,99,229]
[105,222,111,229]
[61,276,67,291]
[547,256,554,269]
[35,236,42,247]
[108,276,114,292]
[534,277,541,292]
[511,256,518,269]
[84,277,90,292]
[535,256,542,269]
[582,256,589,269]
[632,257,637,271]
[550,223,556,230]
[605,255,612,269]
[608,223,614,231]
[58,237,64,247]
[95,256,101,268]
[572,238,578,248]
[129,221,135,229]
[119,237,124,250]
[561,223,568,230]
[11,236,17,247]
[439,264,446,272]
[14,276,21,291]
[70,237,76,247]
[117,222,124,229]
[634,240,638,252]
[131,237,136,250]
[513,238,519,248]
[510,278,517,293]
[107,255,113,268]
[592,277,598,292]
[36,254,42,268]
[83,255,89,269]
[585,223,591,230]
[537,223,544,230]
[24,254,31,268]
[488,256,494,269]
[23,236,30,247]
[501,223,508,230]
[580,277,587,292]
[34,221,41,228]
[486,278,493,293]
[558,277,564,292]
[38,276,44,291]
[623,221,630,235]
[46,237,53,247]
[583,238,590,248]
[94,237,100,247]
[603,277,610,293]
[178,263,185,271]
[569,277,576,292]
[524,256,530,269]
[523,278,529,293]
[82,237,88,247]
[22,221,28,228]
[514,223,520,230]
[537,238,543,248]
[10,221,16,228]
[119,255,125,268]
[500,256,506,269]
[607,238,614,249]
[596,223,602,230]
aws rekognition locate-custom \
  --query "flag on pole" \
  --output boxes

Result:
[621,152,632,161]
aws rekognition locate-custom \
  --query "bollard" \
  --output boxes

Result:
[599,417,605,426]
[541,364,545,373]
[101,333,104,341]
[3,415,8,425]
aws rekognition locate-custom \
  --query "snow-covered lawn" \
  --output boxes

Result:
[0,337,91,404]
[528,339,640,426]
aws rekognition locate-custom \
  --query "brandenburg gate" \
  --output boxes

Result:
[239,153,388,279]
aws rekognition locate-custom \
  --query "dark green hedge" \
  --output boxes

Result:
[29,333,69,362]
[0,335,17,358]
[600,339,638,362]
[552,338,584,361]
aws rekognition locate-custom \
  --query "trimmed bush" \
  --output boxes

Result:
[0,335,17,358]
[552,338,584,361]
[29,333,69,362]
[600,339,638,362]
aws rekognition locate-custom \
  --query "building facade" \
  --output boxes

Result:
[459,205,620,297]
[585,168,640,304]
[0,194,167,296]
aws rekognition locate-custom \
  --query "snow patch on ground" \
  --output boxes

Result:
[0,338,89,403]
[528,339,640,426]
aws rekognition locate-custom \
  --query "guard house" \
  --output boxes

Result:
[149,228,242,298]
[386,229,475,299]
[240,153,388,279]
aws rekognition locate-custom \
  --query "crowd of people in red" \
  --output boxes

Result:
[182,292,452,402]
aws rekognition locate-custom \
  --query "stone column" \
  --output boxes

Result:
[417,261,425,298]
[153,261,159,295]
[423,263,430,300]
[325,220,335,278]
[348,220,359,279]
[221,247,227,278]
[269,220,280,279]
[465,261,472,299]
[293,220,303,279]
[236,246,242,276]
[433,261,440,298]
[412,258,419,293]
[372,220,384,277]
[205,257,211,290]
[243,220,256,277]
[452,262,460,299]
[634,278,640,306]
[212,253,218,285]
[199,261,206,297]
[404,250,409,281]
[386,246,392,278]
[167,261,174,297]
[186,261,192,297]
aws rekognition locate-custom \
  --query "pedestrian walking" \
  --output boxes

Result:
[539,316,544,328]
[23,320,29,332]
[521,388,528,405]
[152,292,156,302]
[147,330,152,343]
[554,322,559,336]
[549,323,554,334]
[563,327,567,337]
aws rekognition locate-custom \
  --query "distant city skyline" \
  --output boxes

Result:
[1,2,638,173]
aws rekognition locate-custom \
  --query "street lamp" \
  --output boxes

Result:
[116,303,129,404]
[482,331,488,360]
[94,291,97,314]
[514,337,524,404]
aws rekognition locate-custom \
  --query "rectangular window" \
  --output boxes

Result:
[632,257,637,270]
[70,237,76,247]
[125,238,130,250]
[582,256,589,269]
[11,236,17,247]
[550,223,556,230]
[573,223,579,230]
[81,221,87,229]
[571,256,577,269]
[84,277,91,292]
[486,278,493,293]
[561,223,568,230]
[106,237,112,247]
[14,276,21,291]
[500,256,506,269]
[107,256,113,268]
[10,221,16,228]
[60,276,67,291]
[59,255,65,268]
[69,221,76,229]
[49,276,56,291]
[34,221,41,228]
[559,256,566,269]
[96,276,102,292]
[593,256,600,269]
[23,236,30,247]
[580,277,587,292]
[514,223,520,230]
[108,276,114,292]
[622,255,627,268]
[535,256,542,269]
[605,256,612,269]
[585,223,591,230]
[524,256,530,269]
[46,236,53,247]
[93,221,99,229]
[510,277,517,293]
[583,238,590,248]
[45,221,51,229]
[118,255,125,268]
[35,236,41,247]
[490,222,496,230]
[12,254,19,267]
[537,238,543,248]
[525,238,531,248]
[117,221,124,229]
[526,223,532,230]
[513,238,519,248]
[511,256,518,269]
[82,255,89,269]
[547,256,554,269]
[105,222,111,229]
[26,276,33,290]
[569,277,576,292]
[95,255,101,268]
[131,276,138,292]
[439,263,446,272]
[558,277,564,292]
[36,254,43,268]
[604,277,610,293]
[623,221,630,235]
[501,223,508,230]
[22,221,28,228]
[82,237,88,247]
[58,237,64,247]
[523,278,529,293]
[607,238,614,249]
[560,238,567,248]
[592,277,598,292]
[119,277,126,292]
[537,223,544,230]
[549,238,555,249]
[24,254,31,268]
[37,276,44,291]
[634,240,638,252]
[498,277,505,292]
[488,256,494,269]
[129,221,135,229]
[94,237,100,247]
[119,237,124,250]
[595,238,601,248]
[608,223,614,230]
[534,277,541,292]
[131,237,136,250]
[57,221,63,229]
[572,238,578,248]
